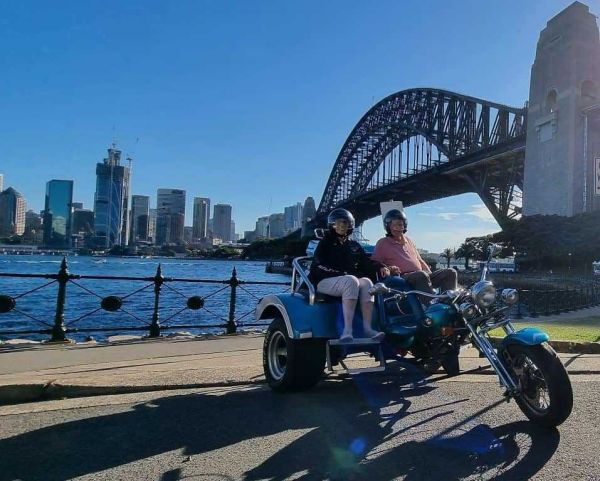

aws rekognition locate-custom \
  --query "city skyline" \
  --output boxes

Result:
[0,1,580,251]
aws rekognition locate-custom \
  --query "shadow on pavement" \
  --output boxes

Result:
[0,365,559,481]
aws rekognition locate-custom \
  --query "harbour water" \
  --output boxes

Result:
[0,255,290,342]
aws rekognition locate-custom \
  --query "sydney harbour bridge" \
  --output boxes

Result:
[316,88,526,229]
[313,2,600,229]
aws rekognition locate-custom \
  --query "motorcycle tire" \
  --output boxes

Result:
[503,342,573,428]
[263,316,326,393]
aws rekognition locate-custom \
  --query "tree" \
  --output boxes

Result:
[455,242,476,269]
[440,247,454,268]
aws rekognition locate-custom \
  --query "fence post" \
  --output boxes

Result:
[227,267,239,334]
[51,257,69,342]
[149,264,163,338]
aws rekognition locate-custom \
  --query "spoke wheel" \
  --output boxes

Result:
[504,343,573,427]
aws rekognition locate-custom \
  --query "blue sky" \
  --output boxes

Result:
[0,0,589,251]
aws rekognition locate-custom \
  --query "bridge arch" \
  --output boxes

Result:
[317,88,527,227]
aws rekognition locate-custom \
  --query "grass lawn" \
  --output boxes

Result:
[490,317,600,343]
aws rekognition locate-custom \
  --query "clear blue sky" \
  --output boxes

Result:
[0,0,588,251]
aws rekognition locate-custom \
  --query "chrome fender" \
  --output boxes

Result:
[256,293,339,339]
[500,327,550,349]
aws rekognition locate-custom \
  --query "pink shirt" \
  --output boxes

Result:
[372,236,425,274]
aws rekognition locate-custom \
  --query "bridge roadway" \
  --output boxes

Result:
[0,331,599,480]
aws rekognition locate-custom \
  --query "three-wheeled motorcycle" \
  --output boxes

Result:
[256,245,573,427]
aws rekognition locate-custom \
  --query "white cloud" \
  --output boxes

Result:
[466,204,496,223]
[437,212,459,221]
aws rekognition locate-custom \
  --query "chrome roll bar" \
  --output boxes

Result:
[291,256,316,305]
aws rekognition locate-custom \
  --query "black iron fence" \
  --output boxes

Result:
[458,272,600,318]
[0,258,290,342]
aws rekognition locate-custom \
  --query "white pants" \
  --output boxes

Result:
[316,275,374,303]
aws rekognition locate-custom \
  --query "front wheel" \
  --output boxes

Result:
[263,316,326,392]
[503,343,573,427]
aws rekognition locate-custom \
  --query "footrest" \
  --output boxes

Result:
[328,337,382,346]
[326,338,386,374]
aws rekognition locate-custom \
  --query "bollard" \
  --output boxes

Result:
[227,267,239,334]
[51,257,69,342]
[149,264,163,338]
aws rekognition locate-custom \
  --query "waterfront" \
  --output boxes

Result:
[0,255,290,342]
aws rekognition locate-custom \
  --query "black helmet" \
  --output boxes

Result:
[383,209,407,235]
[327,208,355,235]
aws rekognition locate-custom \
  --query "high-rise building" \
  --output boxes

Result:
[230,220,236,242]
[156,189,186,245]
[284,202,303,233]
[213,204,232,242]
[255,216,269,238]
[192,197,210,240]
[93,146,131,248]
[148,208,157,243]
[268,213,285,238]
[72,209,94,235]
[302,197,316,222]
[43,180,74,248]
[72,202,84,211]
[0,187,26,237]
[23,210,43,244]
[129,195,150,244]
[0,173,4,192]
[184,226,193,244]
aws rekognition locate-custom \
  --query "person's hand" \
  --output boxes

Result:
[389,266,401,275]
[379,267,390,278]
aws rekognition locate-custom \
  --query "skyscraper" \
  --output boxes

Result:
[43,179,74,248]
[156,189,186,245]
[0,187,26,237]
[192,197,210,240]
[255,216,269,238]
[148,208,157,243]
[302,197,316,223]
[93,146,131,248]
[212,204,232,242]
[129,195,150,244]
[0,173,4,192]
[24,210,43,244]
[284,202,303,233]
[268,213,285,238]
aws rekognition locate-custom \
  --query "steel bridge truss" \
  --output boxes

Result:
[318,88,527,227]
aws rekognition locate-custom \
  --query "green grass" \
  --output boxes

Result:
[490,317,600,343]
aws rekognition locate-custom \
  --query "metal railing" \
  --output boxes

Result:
[0,258,291,342]
[458,271,600,318]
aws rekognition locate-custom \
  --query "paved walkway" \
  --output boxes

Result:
[1,333,599,405]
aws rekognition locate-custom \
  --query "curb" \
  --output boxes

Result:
[0,379,266,406]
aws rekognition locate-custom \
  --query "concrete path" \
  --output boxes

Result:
[1,333,599,405]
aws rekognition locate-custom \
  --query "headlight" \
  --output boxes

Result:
[501,288,519,305]
[472,281,496,308]
[459,302,478,318]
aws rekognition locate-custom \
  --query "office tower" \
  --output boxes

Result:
[268,213,285,238]
[255,216,269,238]
[192,197,210,239]
[148,208,157,243]
[72,209,94,235]
[72,202,84,211]
[129,195,150,244]
[0,187,26,237]
[284,202,303,233]
[302,197,316,222]
[24,210,43,243]
[93,146,131,248]
[212,204,232,242]
[230,220,236,242]
[156,189,186,245]
[0,173,3,192]
[43,180,74,248]
[243,230,256,242]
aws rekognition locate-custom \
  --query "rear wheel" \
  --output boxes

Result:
[504,343,573,427]
[263,316,326,392]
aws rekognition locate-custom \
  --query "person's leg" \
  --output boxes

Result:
[357,277,384,339]
[430,268,458,292]
[403,270,434,304]
[383,275,425,321]
[317,275,360,340]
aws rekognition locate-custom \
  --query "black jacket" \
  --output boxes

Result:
[308,231,382,286]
